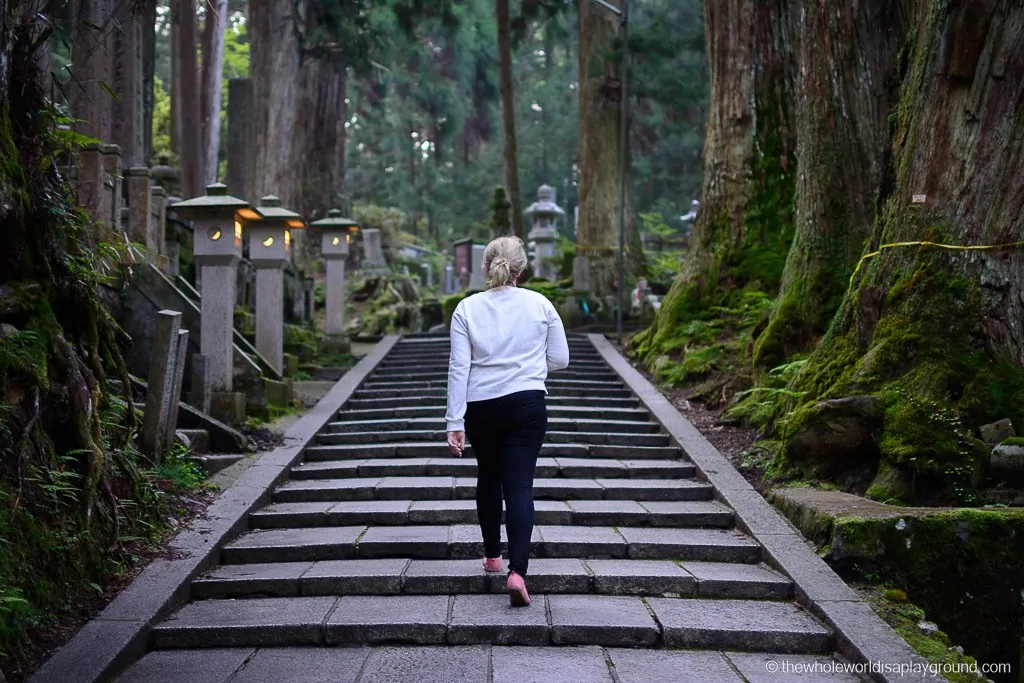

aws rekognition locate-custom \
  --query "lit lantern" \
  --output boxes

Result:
[171,183,257,263]
[310,209,360,338]
[250,195,305,267]
[312,208,359,258]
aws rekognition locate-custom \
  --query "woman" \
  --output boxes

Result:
[445,236,570,607]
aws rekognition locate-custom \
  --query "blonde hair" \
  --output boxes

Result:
[483,236,528,288]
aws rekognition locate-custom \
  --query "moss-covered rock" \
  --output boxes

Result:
[770,488,1024,676]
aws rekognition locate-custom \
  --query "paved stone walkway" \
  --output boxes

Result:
[117,335,871,682]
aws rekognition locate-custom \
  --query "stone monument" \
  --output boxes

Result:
[311,209,359,345]
[525,184,565,281]
[361,228,389,274]
[250,195,305,374]
[470,244,487,290]
[169,184,260,424]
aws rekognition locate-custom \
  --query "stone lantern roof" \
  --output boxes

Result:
[524,184,566,218]
[255,195,305,228]
[170,183,258,220]
[310,208,360,231]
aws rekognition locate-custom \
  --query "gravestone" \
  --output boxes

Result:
[126,167,153,254]
[469,244,487,290]
[78,144,105,242]
[362,228,388,274]
[421,262,434,288]
[141,310,183,459]
[189,354,211,415]
[444,264,454,294]
[101,145,123,236]
[162,329,190,453]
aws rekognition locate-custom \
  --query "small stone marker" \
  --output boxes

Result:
[141,310,183,459]
[911,194,927,204]
[362,228,389,274]
[126,167,153,255]
[162,328,190,453]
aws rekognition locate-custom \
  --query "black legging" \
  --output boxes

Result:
[464,390,547,576]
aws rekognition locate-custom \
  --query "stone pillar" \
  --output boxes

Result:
[70,0,112,143]
[325,258,347,335]
[199,261,238,394]
[141,310,182,459]
[188,354,211,414]
[126,168,153,254]
[111,4,144,167]
[421,262,434,288]
[445,264,454,294]
[304,277,316,322]
[227,79,253,202]
[162,328,190,453]
[101,145,123,235]
[361,228,388,273]
[254,265,285,374]
[78,144,105,242]
[469,244,487,290]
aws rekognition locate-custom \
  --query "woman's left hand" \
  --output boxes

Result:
[447,431,466,456]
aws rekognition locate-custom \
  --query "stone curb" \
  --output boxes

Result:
[30,336,400,683]
[589,335,940,683]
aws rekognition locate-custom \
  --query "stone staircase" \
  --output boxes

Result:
[117,334,871,681]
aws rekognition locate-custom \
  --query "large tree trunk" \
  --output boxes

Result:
[141,0,156,164]
[751,0,912,366]
[173,0,202,196]
[250,0,347,271]
[69,0,112,142]
[576,0,643,300]
[496,0,523,240]
[783,0,1024,504]
[201,0,229,184]
[629,0,796,376]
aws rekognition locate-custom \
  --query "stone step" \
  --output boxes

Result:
[249,499,733,529]
[176,429,210,455]
[323,416,663,435]
[372,366,616,378]
[360,378,626,392]
[315,430,670,448]
[379,351,605,364]
[303,442,681,461]
[336,404,652,422]
[377,358,609,370]
[189,453,244,476]
[151,595,829,652]
[191,558,789,600]
[220,525,758,564]
[291,457,691,481]
[122,645,864,683]
[342,397,643,413]
[353,387,633,400]
[273,476,711,504]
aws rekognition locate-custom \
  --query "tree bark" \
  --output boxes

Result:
[69,0,113,142]
[141,0,156,164]
[173,0,202,196]
[751,0,912,366]
[201,0,229,184]
[576,0,643,300]
[784,0,1024,503]
[630,0,796,368]
[496,0,524,240]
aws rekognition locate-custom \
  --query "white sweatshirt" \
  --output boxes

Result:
[445,287,570,432]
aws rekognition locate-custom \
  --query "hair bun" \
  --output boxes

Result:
[492,257,508,267]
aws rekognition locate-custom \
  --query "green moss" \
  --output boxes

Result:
[999,436,1024,447]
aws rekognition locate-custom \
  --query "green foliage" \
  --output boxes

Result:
[153,444,206,491]
[489,186,511,237]
[151,76,174,165]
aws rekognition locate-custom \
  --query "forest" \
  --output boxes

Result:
[1,0,1023,679]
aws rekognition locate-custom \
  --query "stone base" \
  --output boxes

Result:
[265,378,294,407]
[320,334,351,356]
[283,353,300,378]
[209,392,246,425]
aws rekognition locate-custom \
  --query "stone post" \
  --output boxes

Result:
[101,145,123,235]
[189,354,211,414]
[126,167,153,254]
[78,144,105,242]
[445,264,454,294]
[250,196,305,374]
[421,262,434,288]
[69,0,112,143]
[162,328,190,453]
[304,276,316,322]
[311,209,358,345]
[141,310,182,459]
[170,184,258,424]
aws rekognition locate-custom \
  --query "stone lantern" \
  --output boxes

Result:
[311,209,359,340]
[525,184,565,281]
[170,183,259,423]
[251,195,305,374]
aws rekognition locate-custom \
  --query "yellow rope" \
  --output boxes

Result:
[848,239,1024,285]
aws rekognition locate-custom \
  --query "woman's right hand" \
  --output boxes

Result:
[447,431,466,456]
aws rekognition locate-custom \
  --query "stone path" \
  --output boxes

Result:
[116,335,878,681]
